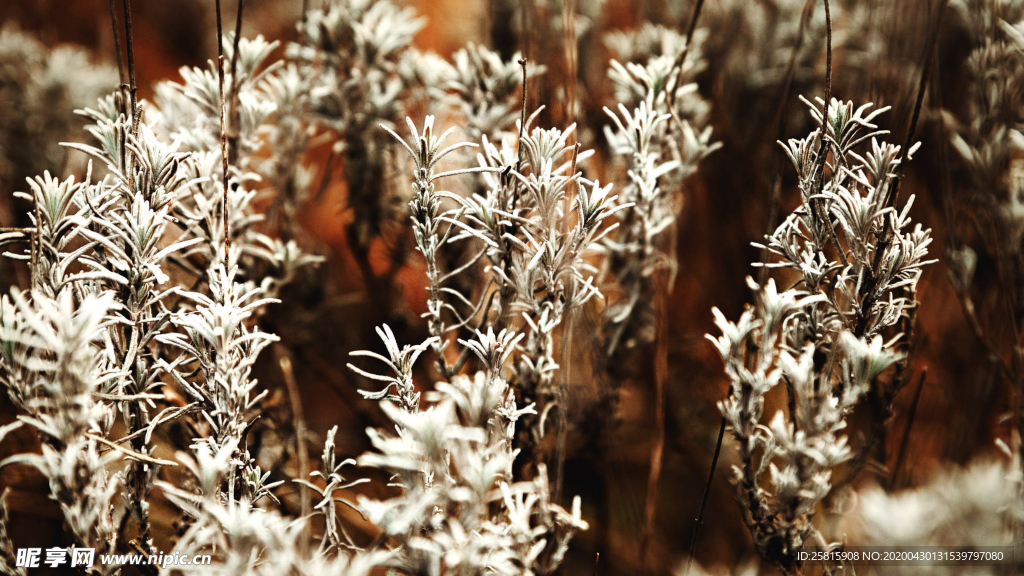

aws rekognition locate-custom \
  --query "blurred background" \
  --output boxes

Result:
[0,0,1014,574]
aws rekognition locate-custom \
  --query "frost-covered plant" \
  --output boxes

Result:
[380,116,488,379]
[294,425,369,554]
[709,97,933,572]
[0,0,631,572]
[345,112,608,573]
[374,111,618,466]
[446,43,541,141]
[0,21,321,564]
[1,94,213,550]
[158,264,281,502]
[149,33,322,287]
[468,112,619,458]
[604,23,711,127]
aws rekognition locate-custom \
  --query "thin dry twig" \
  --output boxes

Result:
[640,278,670,574]
[759,0,816,284]
[278,349,311,552]
[88,433,178,467]
[121,0,138,138]
[889,369,927,490]
[683,416,727,576]
[107,0,125,86]
[857,0,947,336]
[215,0,231,261]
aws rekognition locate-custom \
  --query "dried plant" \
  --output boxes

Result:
[294,0,431,299]
[345,112,607,572]
[0,290,122,572]
[847,458,1023,563]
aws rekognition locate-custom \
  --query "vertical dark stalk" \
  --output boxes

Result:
[889,369,927,490]
[808,0,851,269]
[553,143,581,507]
[227,0,245,165]
[821,0,832,113]
[216,0,231,261]
[514,58,529,174]
[640,281,669,574]
[758,0,816,284]
[640,1,710,571]
[497,58,529,329]
[667,0,706,112]
[121,0,138,139]
[230,0,245,81]
[107,0,125,86]
[683,416,727,576]
[119,2,152,551]
[553,311,572,506]
[810,0,833,200]
[888,0,947,211]
[279,350,310,551]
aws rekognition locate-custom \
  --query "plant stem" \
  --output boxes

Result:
[215,0,231,261]
[640,279,669,574]
[228,0,245,165]
[668,0,706,111]
[683,416,726,576]
[121,0,138,138]
[107,0,124,86]
[889,369,926,490]
[857,0,947,336]
[759,0,815,283]
[278,350,310,552]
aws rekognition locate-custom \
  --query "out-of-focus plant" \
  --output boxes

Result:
[944,0,1024,492]
[293,0,433,306]
[0,26,115,200]
[601,22,719,357]
[847,458,1023,566]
